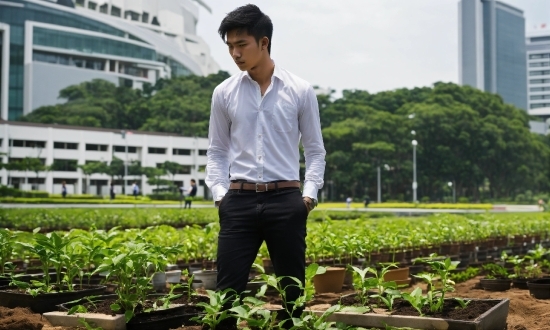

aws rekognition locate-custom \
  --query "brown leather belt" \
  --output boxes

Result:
[229,181,300,192]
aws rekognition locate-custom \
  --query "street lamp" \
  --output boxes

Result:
[412,140,418,203]
[120,130,128,195]
[448,181,456,203]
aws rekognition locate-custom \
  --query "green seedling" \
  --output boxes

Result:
[191,288,237,330]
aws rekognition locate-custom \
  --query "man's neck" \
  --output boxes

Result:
[248,57,275,86]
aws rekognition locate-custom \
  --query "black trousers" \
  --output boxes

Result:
[216,187,307,316]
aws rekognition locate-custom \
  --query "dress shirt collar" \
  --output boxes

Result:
[240,60,285,86]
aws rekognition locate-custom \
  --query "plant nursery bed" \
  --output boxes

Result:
[4,276,550,330]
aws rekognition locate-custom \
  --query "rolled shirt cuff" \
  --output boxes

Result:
[302,181,319,201]
[212,184,228,202]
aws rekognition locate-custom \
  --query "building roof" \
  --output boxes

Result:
[0,120,201,139]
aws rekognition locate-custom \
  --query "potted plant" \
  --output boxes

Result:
[479,263,511,291]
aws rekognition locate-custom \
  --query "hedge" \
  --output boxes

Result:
[0,186,49,198]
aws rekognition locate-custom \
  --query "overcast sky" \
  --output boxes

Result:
[195,0,550,94]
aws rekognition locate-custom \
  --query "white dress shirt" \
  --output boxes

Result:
[206,64,326,202]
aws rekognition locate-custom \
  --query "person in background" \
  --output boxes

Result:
[364,196,370,208]
[61,181,67,198]
[132,182,140,199]
[184,179,198,209]
[346,196,352,208]
[110,181,116,200]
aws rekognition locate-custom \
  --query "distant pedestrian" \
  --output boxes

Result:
[132,182,139,199]
[539,199,545,211]
[110,181,116,200]
[184,179,197,209]
[61,181,67,198]
[364,196,370,208]
[346,196,352,208]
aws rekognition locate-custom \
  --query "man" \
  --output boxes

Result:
[184,179,197,209]
[132,182,139,199]
[206,4,326,321]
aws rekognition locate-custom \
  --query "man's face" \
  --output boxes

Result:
[226,29,263,71]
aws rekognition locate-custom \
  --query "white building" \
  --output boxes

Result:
[527,29,550,112]
[0,0,220,120]
[0,121,209,197]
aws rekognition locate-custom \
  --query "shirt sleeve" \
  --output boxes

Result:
[299,85,326,201]
[205,86,230,201]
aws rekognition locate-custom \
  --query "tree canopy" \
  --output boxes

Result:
[18,74,550,202]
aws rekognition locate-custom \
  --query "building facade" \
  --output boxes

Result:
[526,30,550,112]
[459,0,527,110]
[0,0,219,121]
[0,121,209,197]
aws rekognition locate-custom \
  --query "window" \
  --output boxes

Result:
[142,12,149,23]
[125,11,140,21]
[531,87,550,92]
[51,159,78,172]
[113,145,136,153]
[198,165,206,172]
[198,149,207,156]
[8,158,46,165]
[54,142,78,150]
[148,147,166,154]
[531,103,550,109]
[86,144,108,151]
[531,37,550,43]
[99,3,108,13]
[111,6,121,17]
[75,0,84,7]
[10,140,46,148]
[54,178,77,184]
[529,70,550,76]
[199,179,206,186]
[88,1,97,10]
[530,95,550,100]
[530,79,550,84]
[530,54,550,59]
[529,62,550,68]
[173,148,191,155]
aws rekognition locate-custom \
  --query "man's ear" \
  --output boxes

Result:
[261,37,269,51]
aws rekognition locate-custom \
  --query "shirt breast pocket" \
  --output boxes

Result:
[270,101,296,133]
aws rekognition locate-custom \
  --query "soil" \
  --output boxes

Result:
[3,276,550,329]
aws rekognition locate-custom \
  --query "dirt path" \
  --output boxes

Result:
[1,276,549,330]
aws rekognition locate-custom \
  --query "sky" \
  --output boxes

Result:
[195,0,550,95]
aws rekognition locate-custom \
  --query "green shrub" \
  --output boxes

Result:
[0,186,49,198]
[458,197,469,203]
[148,193,204,201]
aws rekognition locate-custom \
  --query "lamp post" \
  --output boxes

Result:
[412,140,418,203]
[377,165,381,203]
[120,130,128,195]
[448,181,456,203]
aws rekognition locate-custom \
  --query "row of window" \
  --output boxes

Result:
[529,54,550,60]
[76,0,157,25]
[7,158,202,173]
[529,62,550,68]
[530,94,550,100]
[531,103,550,109]
[8,140,207,155]
[531,87,550,92]
[529,70,550,76]
[530,79,550,84]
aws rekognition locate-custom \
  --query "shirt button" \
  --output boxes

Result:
[259,175,262,178]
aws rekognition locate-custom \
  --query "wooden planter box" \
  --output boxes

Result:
[313,299,509,330]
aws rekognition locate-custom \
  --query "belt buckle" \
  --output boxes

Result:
[256,183,268,192]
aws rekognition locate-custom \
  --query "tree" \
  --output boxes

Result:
[78,161,109,194]
[162,161,182,192]
[142,167,170,193]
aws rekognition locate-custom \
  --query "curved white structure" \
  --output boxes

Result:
[0,0,220,120]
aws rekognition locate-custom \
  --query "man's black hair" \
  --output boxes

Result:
[191,179,196,183]
[218,4,273,53]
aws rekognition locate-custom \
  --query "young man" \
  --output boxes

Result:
[206,4,326,320]
[184,179,197,209]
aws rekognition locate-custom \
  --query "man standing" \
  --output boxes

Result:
[184,179,197,209]
[206,4,325,321]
